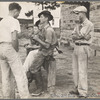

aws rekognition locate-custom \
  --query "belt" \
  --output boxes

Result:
[75,42,90,46]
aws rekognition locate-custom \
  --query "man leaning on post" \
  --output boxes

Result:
[0,3,33,99]
[70,6,94,98]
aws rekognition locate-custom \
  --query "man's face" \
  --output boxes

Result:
[28,27,33,36]
[39,14,48,24]
[13,9,20,18]
[34,26,39,34]
[38,23,43,30]
[76,12,84,23]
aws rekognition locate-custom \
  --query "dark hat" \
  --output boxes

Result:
[38,10,53,21]
[34,20,40,27]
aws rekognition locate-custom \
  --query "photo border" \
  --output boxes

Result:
[0,0,100,100]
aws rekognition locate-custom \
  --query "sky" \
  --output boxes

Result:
[0,2,61,19]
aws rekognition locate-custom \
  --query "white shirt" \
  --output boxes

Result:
[0,16,21,43]
[73,18,94,44]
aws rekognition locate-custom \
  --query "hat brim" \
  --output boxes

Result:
[72,10,79,14]
[38,12,53,21]
[73,10,87,14]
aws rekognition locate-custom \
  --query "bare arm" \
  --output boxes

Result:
[25,44,40,49]
[37,38,50,48]
[33,28,53,49]
[12,30,19,52]
[33,35,50,49]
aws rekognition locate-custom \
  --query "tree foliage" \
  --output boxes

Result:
[35,1,60,10]
[25,1,60,17]
[25,10,33,17]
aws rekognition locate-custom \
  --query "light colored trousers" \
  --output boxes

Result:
[23,49,38,73]
[23,50,56,88]
[72,45,89,96]
[0,43,30,99]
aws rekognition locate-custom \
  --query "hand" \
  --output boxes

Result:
[26,45,32,49]
[84,34,91,41]
[31,34,35,38]
[24,43,29,47]
[78,35,85,39]
[72,34,79,40]
[33,35,40,41]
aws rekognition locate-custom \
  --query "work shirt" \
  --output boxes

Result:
[73,18,94,44]
[39,24,58,56]
[0,15,21,43]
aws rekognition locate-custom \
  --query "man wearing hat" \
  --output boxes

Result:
[70,6,94,98]
[28,10,58,96]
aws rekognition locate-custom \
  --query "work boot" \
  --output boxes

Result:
[78,94,87,98]
[69,90,79,95]
[69,86,79,95]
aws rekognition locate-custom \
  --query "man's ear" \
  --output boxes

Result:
[13,9,17,13]
[46,17,48,21]
[12,9,17,16]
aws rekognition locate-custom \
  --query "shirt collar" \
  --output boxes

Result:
[81,18,88,26]
[8,15,16,20]
[44,24,50,29]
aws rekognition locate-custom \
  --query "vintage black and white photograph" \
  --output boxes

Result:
[0,1,100,99]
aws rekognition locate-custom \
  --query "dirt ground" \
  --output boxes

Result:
[0,38,100,99]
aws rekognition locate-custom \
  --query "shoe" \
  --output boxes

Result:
[69,90,79,95]
[31,88,44,96]
[31,92,42,96]
[78,95,87,98]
